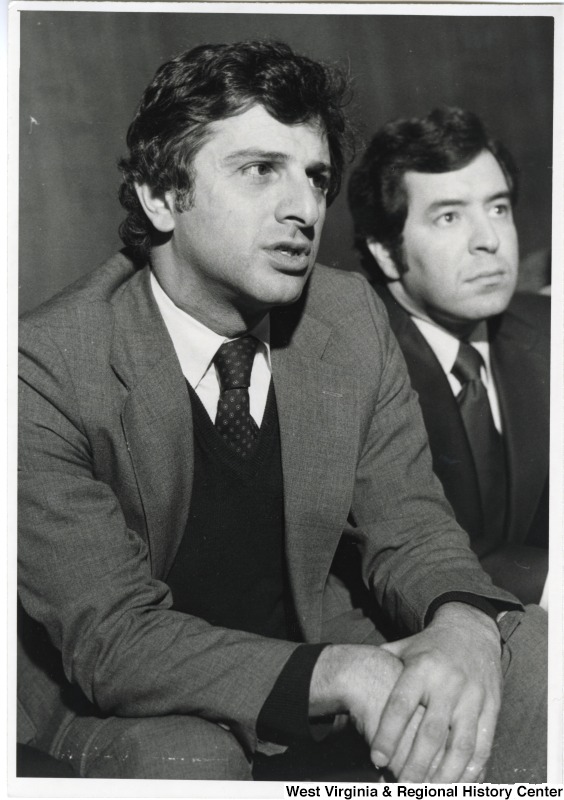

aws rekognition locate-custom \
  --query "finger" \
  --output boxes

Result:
[429,687,483,783]
[385,705,426,778]
[458,694,500,782]
[424,741,448,782]
[369,671,423,769]
[432,682,500,783]
[395,701,452,783]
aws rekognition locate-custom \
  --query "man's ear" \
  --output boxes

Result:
[134,184,176,233]
[366,239,402,281]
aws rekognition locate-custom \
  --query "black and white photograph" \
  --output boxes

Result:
[9,2,563,792]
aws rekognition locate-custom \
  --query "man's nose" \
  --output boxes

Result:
[275,173,321,229]
[469,212,500,253]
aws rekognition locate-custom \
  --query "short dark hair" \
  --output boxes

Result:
[347,107,519,282]
[118,40,352,261]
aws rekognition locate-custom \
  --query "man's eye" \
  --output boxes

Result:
[491,203,510,217]
[309,172,330,193]
[436,211,458,226]
[243,163,273,179]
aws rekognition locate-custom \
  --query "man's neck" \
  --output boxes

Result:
[387,281,479,341]
[151,261,267,339]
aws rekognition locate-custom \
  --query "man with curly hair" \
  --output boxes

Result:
[18,43,546,782]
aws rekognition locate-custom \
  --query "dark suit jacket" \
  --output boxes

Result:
[18,254,517,753]
[375,286,550,602]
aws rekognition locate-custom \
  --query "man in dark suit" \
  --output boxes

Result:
[18,46,547,783]
[348,107,549,606]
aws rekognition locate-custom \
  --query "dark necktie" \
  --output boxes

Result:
[451,341,507,542]
[214,336,260,457]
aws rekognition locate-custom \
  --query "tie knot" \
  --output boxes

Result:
[452,341,484,384]
[214,335,259,390]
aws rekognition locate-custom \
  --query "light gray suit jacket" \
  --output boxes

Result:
[18,253,517,753]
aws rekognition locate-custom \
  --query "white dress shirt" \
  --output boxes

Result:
[150,272,272,425]
[411,317,503,433]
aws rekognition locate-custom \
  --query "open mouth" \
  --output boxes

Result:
[273,243,310,258]
[266,243,311,271]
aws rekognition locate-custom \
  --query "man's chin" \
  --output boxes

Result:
[269,287,307,309]
[475,291,514,318]
[455,282,514,319]
[265,272,312,307]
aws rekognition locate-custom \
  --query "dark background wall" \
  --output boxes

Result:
[18,10,554,314]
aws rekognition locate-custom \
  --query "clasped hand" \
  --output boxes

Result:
[311,602,503,783]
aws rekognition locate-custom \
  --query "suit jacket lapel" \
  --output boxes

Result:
[109,267,193,579]
[108,267,360,602]
[271,306,360,640]
[377,287,484,542]
[490,310,549,542]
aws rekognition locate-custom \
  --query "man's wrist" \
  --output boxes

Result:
[309,644,351,718]
[309,643,405,721]
[431,601,501,644]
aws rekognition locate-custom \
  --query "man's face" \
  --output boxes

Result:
[392,149,519,333]
[165,104,331,327]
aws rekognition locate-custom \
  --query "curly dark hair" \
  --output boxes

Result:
[347,107,519,282]
[118,40,353,261]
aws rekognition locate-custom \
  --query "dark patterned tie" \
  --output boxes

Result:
[214,336,260,457]
[452,340,507,542]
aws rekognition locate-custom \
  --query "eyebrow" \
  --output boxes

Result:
[222,148,332,174]
[222,149,289,165]
[427,190,512,213]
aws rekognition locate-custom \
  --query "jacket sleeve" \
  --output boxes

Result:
[18,321,299,752]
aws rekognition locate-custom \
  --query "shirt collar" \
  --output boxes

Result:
[411,316,491,378]
[150,271,271,389]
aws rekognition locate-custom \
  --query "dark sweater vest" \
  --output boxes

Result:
[166,381,300,641]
